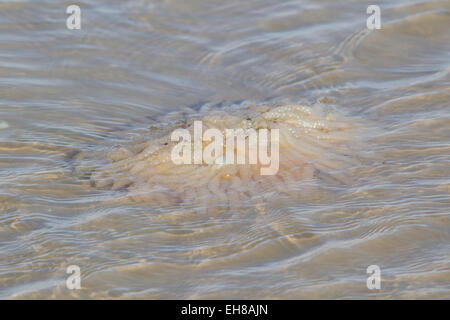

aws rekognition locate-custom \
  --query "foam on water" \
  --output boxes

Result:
[0,120,9,129]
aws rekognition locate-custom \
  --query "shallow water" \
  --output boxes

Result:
[0,0,449,299]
